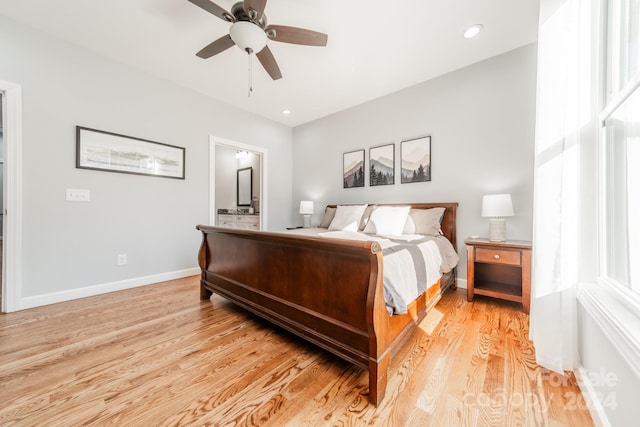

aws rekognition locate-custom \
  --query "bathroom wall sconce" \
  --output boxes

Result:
[235,150,249,159]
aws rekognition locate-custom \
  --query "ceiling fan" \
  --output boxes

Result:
[188,0,328,80]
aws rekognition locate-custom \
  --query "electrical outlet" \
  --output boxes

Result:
[66,188,91,202]
[117,254,127,266]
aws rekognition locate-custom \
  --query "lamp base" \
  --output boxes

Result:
[303,215,311,228]
[488,218,507,242]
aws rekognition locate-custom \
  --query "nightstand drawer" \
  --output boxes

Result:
[475,248,521,266]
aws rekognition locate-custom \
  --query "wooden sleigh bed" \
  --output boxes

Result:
[196,202,458,405]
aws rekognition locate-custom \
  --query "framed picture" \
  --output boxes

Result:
[76,126,185,179]
[401,136,431,183]
[343,149,365,188]
[369,143,395,186]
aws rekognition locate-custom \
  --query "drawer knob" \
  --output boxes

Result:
[494,254,500,259]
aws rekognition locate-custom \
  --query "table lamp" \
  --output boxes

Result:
[299,201,314,228]
[482,194,514,242]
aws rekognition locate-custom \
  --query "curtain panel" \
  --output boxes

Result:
[530,0,596,373]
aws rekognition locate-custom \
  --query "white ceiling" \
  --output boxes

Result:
[0,0,539,127]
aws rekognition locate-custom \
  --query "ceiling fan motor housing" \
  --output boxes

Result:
[231,2,267,27]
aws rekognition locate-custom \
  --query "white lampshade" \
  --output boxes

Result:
[229,21,267,53]
[481,194,514,217]
[299,201,314,215]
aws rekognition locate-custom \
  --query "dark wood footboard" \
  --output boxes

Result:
[197,226,393,403]
[196,202,457,405]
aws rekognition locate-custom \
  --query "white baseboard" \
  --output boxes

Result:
[19,271,464,309]
[575,367,611,427]
[20,267,200,310]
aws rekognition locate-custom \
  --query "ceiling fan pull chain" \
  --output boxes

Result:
[247,49,253,98]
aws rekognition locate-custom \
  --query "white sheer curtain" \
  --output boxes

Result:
[529,0,595,373]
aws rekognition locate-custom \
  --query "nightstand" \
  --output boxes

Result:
[465,238,532,313]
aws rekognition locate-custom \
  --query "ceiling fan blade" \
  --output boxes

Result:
[244,0,267,21]
[188,0,235,22]
[265,25,328,46]
[196,35,235,58]
[256,46,282,80]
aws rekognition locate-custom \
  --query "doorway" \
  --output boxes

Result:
[0,93,3,310]
[209,136,268,229]
[0,80,23,313]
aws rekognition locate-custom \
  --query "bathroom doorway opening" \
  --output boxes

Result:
[209,136,268,230]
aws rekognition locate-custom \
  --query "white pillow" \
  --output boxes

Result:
[328,205,368,231]
[403,207,445,236]
[363,206,411,236]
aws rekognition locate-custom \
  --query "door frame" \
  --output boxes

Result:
[209,135,268,229]
[0,80,23,313]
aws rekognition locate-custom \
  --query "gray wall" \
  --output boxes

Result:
[0,11,535,302]
[292,44,538,282]
[0,15,292,301]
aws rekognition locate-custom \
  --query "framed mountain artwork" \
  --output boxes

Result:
[369,144,394,186]
[343,149,365,188]
[401,136,431,183]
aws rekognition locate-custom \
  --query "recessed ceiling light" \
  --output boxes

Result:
[281,109,291,115]
[463,24,484,39]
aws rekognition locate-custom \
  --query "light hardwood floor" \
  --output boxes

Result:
[0,276,594,426]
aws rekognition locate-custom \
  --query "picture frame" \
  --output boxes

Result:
[401,136,431,183]
[76,126,185,179]
[343,149,365,188]
[369,143,395,186]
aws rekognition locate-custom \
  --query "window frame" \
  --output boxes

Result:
[598,0,640,297]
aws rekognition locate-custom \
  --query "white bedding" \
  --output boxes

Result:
[286,228,459,315]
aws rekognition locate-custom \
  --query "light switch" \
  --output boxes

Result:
[66,188,90,202]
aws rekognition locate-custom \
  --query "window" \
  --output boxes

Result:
[601,0,640,295]
[602,90,640,293]
[605,0,639,99]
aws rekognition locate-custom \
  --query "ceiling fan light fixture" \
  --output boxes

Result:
[189,0,328,82]
[230,21,267,53]
[463,24,484,39]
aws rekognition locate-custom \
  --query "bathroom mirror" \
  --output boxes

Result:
[237,167,252,207]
